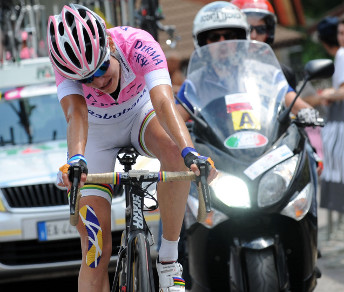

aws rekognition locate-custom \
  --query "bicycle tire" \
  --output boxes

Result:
[112,231,127,292]
[129,233,153,292]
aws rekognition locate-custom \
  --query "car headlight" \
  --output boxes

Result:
[280,183,313,221]
[0,193,7,212]
[212,173,250,208]
[258,155,298,207]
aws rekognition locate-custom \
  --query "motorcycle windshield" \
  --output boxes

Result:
[185,40,288,158]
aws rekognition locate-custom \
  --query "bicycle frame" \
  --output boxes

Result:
[112,147,156,291]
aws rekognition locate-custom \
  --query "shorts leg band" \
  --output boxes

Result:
[68,183,113,205]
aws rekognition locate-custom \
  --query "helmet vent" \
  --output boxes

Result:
[50,22,55,36]
[87,19,96,37]
[72,27,81,52]
[57,22,64,36]
[79,8,87,19]
[52,40,63,60]
[97,21,106,48]
[51,53,75,74]
[83,28,93,64]
[64,42,82,69]
[65,11,75,27]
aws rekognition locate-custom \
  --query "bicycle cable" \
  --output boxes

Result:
[131,183,159,212]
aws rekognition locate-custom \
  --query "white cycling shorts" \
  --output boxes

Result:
[80,93,156,204]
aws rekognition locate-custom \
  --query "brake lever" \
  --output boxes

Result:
[68,165,82,216]
[196,161,211,213]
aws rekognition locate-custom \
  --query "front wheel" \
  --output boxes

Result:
[245,248,279,292]
[129,233,154,292]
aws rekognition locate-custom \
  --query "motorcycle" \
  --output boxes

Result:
[178,40,334,292]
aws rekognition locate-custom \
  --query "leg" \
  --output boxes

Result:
[144,116,190,243]
[131,104,188,290]
[77,196,112,292]
[76,123,122,292]
[144,117,188,291]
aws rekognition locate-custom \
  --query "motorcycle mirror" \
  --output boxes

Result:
[304,59,334,81]
[278,59,334,125]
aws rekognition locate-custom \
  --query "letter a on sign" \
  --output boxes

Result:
[232,111,261,130]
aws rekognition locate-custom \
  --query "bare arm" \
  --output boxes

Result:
[285,91,312,115]
[150,84,193,150]
[60,94,88,188]
[301,95,323,107]
[150,84,217,180]
[321,83,344,102]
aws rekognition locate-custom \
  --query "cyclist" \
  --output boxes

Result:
[47,4,217,292]
[177,1,317,123]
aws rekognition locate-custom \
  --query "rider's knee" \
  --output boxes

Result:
[79,204,112,268]
[159,142,185,170]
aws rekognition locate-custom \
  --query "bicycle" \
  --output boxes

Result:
[68,147,210,292]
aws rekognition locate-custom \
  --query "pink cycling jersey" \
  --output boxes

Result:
[54,26,170,110]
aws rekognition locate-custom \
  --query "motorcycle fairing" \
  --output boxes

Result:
[185,40,288,160]
[224,131,268,149]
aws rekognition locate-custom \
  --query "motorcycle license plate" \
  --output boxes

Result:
[37,220,79,241]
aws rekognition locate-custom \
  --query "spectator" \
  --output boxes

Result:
[20,31,35,59]
[313,16,344,213]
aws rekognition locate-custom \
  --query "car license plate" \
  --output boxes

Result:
[37,220,79,241]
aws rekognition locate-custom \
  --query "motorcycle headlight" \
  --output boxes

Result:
[281,183,313,221]
[258,155,298,207]
[212,173,250,208]
[186,195,228,228]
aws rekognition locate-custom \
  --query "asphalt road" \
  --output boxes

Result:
[314,207,344,291]
[1,207,344,291]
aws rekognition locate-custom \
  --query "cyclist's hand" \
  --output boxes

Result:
[181,147,217,183]
[57,154,88,189]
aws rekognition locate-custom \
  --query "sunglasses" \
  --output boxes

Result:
[250,25,268,35]
[206,31,239,43]
[78,58,111,84]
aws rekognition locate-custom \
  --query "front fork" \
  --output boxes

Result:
[229,235,289,291]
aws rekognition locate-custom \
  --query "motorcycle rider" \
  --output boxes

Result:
[176,1,318,124]
[231,0,297,89]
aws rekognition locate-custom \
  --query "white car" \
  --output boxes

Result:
[0,63,160,283]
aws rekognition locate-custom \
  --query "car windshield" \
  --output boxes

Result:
[0,85,66,146]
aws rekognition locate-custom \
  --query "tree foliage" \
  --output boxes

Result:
[302,0,343,19]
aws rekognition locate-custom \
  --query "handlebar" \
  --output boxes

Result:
[293,117,325,128]
[69,170,211,226]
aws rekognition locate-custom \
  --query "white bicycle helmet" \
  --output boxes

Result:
[193,1,250,49]
[47,4,109,80]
